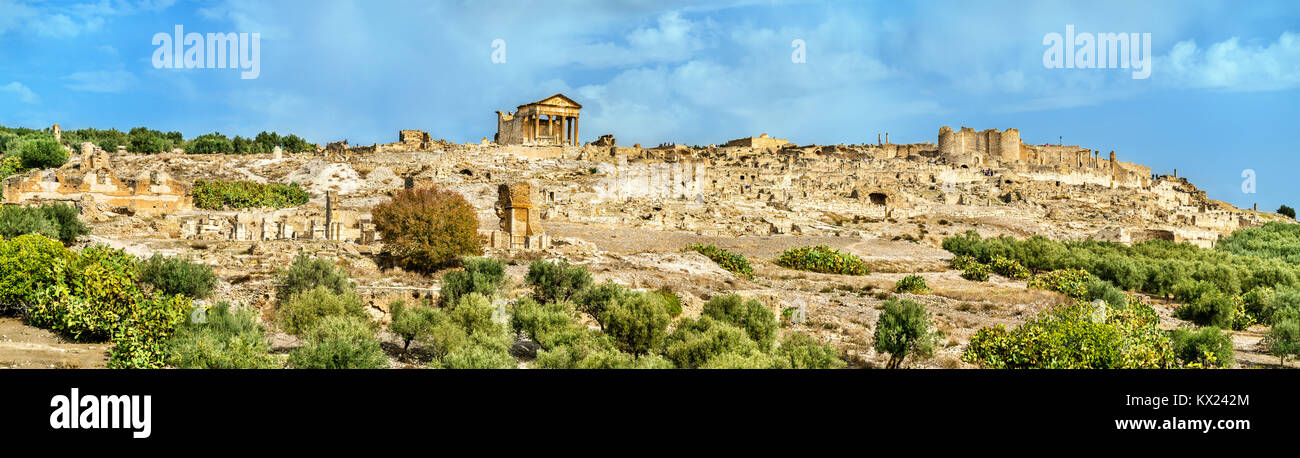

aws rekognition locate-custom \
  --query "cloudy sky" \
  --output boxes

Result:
[1,0,1298,210]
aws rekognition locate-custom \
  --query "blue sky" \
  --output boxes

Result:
[1,0,1298,211]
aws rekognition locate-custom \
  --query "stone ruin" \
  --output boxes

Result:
[490,182,549,250]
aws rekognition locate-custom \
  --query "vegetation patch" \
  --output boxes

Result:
[775,245,869,276]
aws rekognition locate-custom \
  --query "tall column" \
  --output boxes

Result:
[573,117,579,146]
[566,117,573,145]
[533,114,539,143]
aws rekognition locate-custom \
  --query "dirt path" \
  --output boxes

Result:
[0,318,109,369]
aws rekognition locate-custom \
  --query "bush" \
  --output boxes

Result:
[1265,309,1300,365]
[652,289,683,317]
[192,180,309,210]
[685,244,753,279]
[510,297,583,350]
[525,259,592,305]
[438,256,506,306]
[447,292,503,337]
[772,332,845,369]
[25,243,141,342]
[18,137,67,169]
[1279,205,1296,219]
[950,254,979,270]
[1027,268,1091,298]
[288,316,388,369]
[275,252,354,303]
[963,302,1175,369]
[1170,327,1234,368]
[276,286,367,336]
[572,281,629,329]
[389,300,447,353]
[775,245,869,276]
[0,155,23,178]
[960,262,989,282]
[372,186,481,273]
[698,351,775,369]
[137,255,216,298]
[166,303,278,369]
[701,294,777,351]
[0,233,74,313]
[1175,289,1236,328]
[895,275,930,294]
[989,255,1030,280]
[0,203,89,245]
[436,333,516,369]
[873,299,936,368]
[107,294,192,369]
[664,316,763,369]
[187,133,234,155]
[601,291,671,356]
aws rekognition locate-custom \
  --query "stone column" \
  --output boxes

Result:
[573,117,579,146]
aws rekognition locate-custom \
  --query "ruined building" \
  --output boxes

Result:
[2,146,192,216]
[491,182,549,250]
[495,94,581,146]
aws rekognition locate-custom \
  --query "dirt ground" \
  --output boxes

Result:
[0,318,109,369]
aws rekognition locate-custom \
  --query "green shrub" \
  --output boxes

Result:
[276,286,367,336]
[701,294,777,351]
[107,294,192,369]
[601,291,671,356]
[372,186,481,273]
[652,289,683,317]
[510,297,585,350]
[288,316,388,369]
[664,316,763,369]
[895,275,930,294]
[0,155,23,178]
[572,281,629,328]
[137,255,216,298]
[0,203,88,245]
[1280,206,1297,219]
[963,302,1175,369]
[191,180,309,210]
[698,351,775,369]
[960,262,989,282]
[526,259,592,305]
[438,256,506,306]
[989,255,1030,280]
[1264,309,1300,365]
[775,245,869,275]
[772,332,845,369]
[0,234,75,312]
[1170,327,1234,368]
[448,292,504,337]
[436,332,516,369]
[1175,289,1236,328]
[873,299,936,368]
[388,300,447,353]
[26,243,141,342]
[945,229,1300,299]
[686,243,754,279]
[166,303,278,369]
[18,137,67,169]
[187,133,234,155]
[1172,279,1217,303]
[950,254,978,270]
[0,205,59,241]
[1027,268,1091,298]
[275,252,354,303]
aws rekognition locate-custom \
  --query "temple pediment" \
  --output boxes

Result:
[522,93,582,109]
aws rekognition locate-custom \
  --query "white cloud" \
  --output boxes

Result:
[2,82,40,104]
[63,70,138,93]
[1159,32,1300,91]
